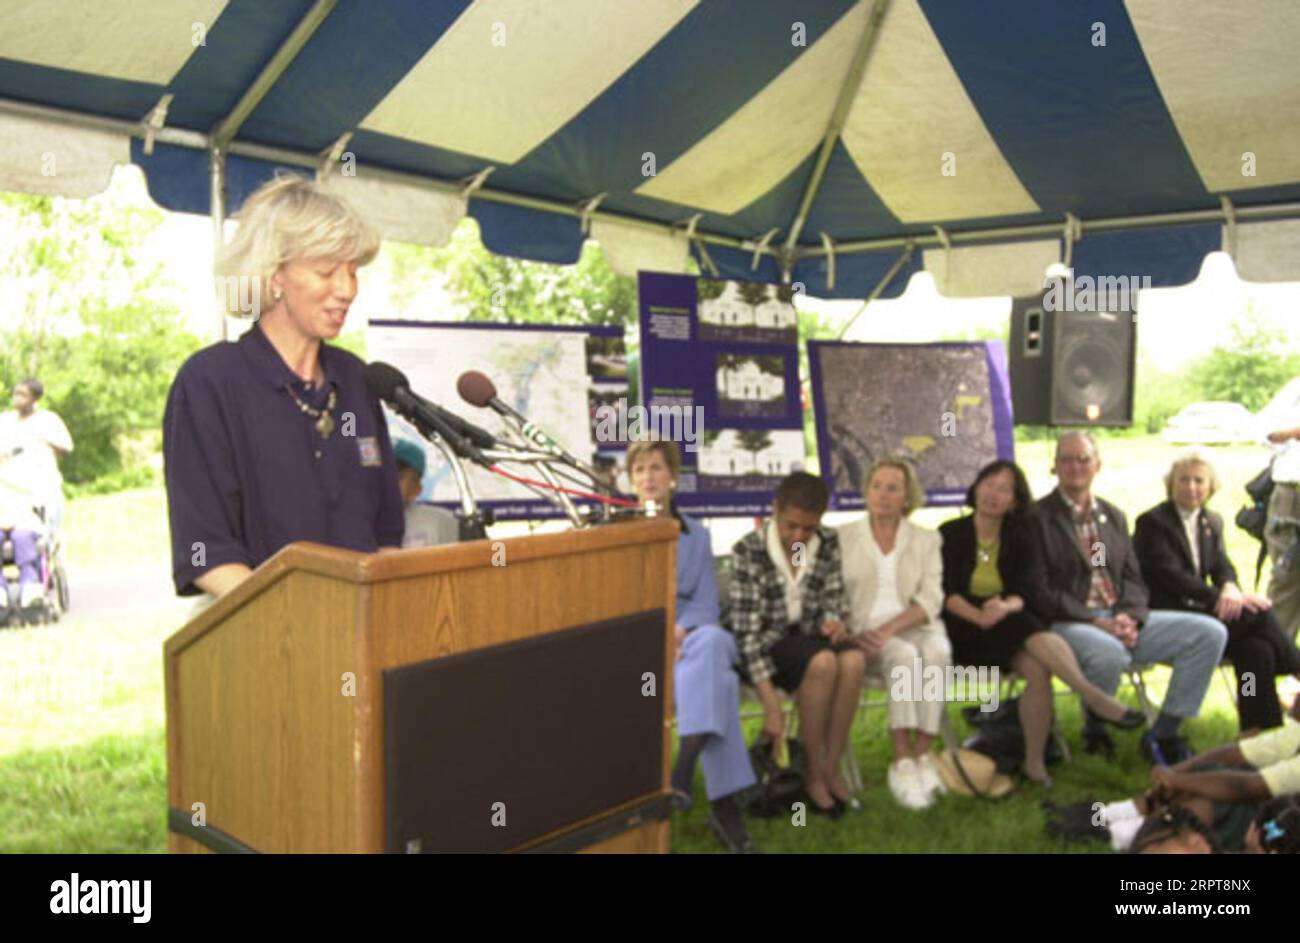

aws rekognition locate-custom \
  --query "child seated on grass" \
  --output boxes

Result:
[1045,712,1300,853]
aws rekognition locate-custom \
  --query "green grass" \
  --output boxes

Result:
[670,672,1241,853]
[0,606,178,854]
[0,436,1273,852]
[0,732,165,853]
[60,485,172,574]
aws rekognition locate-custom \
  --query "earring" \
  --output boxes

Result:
[272,287,283,301]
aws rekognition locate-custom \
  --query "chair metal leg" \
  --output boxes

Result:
[1128,668,1159,723]
[1219,662,1239,705]
[840,743,865,794]
[939,704,962,756]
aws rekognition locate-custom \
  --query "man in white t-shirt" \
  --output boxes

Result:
[393,438,460,548]
[0,378,73,532]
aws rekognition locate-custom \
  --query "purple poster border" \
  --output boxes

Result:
[637,271,805,517]
[807,339,1016,510]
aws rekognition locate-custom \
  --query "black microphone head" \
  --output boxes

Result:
[365,361,410,403]
[457,370,497,408]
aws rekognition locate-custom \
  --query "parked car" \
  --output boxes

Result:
[1162,401,1261,445]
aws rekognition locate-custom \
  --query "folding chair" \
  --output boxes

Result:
[1126,664,1160,723]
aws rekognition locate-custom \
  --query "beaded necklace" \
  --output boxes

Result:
[284,383,337,439]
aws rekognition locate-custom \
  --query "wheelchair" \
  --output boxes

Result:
[1,505,69,627]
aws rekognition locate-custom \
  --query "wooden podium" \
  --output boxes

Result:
[163,518,678,854]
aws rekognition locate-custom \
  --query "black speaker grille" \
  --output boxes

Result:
[1050,312,1135,425]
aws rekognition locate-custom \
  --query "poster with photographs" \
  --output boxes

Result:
[637,272,805,516]
[807,340,1015,508]
[585,325,630,491]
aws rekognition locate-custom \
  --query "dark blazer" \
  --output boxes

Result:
[1132,500,1238,613]
[1033,489,1151,625]
[938,513,1048,618]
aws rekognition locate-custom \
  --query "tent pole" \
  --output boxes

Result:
[836,243,915,339]
[807,201,1300,256]
[782,0,892,257]
[2,93,1298,266]
[211,0,339,147]
[0,96,756,254]
[210,145,227,343]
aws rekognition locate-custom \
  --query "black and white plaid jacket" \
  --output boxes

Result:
[728,523,847,686]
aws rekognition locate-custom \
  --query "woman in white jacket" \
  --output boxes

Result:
[838,457,950,810]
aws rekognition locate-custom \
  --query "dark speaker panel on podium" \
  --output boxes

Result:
[1008,287,1137,427]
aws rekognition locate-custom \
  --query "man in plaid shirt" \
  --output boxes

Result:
[729,472,861,815]
[1036,431,1227,764]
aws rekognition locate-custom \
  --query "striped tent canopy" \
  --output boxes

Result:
[2,0,1298,299]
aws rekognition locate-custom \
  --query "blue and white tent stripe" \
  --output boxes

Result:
[1,0,1298,297]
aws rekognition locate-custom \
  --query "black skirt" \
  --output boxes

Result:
[943,597,1046,671]
[769,627,858,693]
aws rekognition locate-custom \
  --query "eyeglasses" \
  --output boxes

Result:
[1057,455,1095,465]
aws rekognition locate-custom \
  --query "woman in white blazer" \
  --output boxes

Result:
[838,457,951,810]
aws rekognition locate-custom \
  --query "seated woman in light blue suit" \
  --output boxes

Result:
[626,440,757,854]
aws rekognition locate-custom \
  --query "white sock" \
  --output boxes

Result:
[1110,816,1144,851]
[1105,800,1140,823]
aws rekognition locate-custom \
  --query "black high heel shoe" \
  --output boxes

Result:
[1101,707,1147,730]
[803,790,844,820]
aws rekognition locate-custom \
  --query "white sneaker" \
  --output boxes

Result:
[888,758,932,810]
[916,753,947,798]
[19,582,43,609]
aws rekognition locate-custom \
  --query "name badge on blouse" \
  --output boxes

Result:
[357,437,381,467]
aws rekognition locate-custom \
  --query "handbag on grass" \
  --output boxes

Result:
[742,735,807,818]
[961,696,1064,774]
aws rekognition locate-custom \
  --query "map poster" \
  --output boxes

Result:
[807,340,1015,509]
[368,320,621,520]
[637,272,806,517]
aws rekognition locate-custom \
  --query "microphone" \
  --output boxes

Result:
[429,397,498,451]
[365,362,492,466]
[457,370,585,468]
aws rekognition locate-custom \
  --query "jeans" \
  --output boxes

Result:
[1052,608,1227,719]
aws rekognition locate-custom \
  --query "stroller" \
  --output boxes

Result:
[0,503,69,627]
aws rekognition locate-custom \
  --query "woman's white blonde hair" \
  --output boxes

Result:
[861,456,926,516]
[1164,449,1221,502]
[214,174,380,317]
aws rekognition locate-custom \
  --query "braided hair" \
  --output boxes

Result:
[1253,795,1300,854]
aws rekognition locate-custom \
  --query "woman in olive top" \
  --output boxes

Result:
[940,460,1143,786]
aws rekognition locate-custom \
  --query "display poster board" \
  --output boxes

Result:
[637,272,805,516]
[368,320,625,519]
[807,340,1015,508]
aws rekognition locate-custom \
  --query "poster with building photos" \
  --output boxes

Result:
[637,272,805,516]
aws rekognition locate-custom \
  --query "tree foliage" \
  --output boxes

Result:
[387,221,637,327]
[696,278,726,302]
[0,191,199,489]
[1187,308,1300,413]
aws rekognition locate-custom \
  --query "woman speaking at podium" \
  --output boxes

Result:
[163,175,404,599]
[626,440,758,853]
